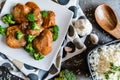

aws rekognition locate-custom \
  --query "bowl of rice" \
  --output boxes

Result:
[87,40,120,80]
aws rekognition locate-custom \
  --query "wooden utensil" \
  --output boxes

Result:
[95,4,120,39]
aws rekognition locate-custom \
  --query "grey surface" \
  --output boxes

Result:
[62,0,120,80]
[79,0,120,20]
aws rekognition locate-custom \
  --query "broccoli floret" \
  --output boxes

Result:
[31,22,40,30]
[50,25,59,41]
[41,11,48,17]
[26,34,36,43]
[16,31,24,40]
[2,14,15,24]
[33,53,44,60]
[0,25,6,36]
[24,43,44,60]
[54,69,77,80]
[24,43,35,54]
[26,13,35,22]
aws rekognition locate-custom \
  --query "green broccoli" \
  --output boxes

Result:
[2,14,15,24]
[50,25,59,41]
[24,43,44,60]
[41,11,48,17]
[0,25,6,36]
[33,53,44,60]
[118,75,120,80]
[26,13,35,22]
[31,22,40,30]
[26,34,36,43]
[54,69,77,80]
[24,43,35,54]
[16,31,24,40]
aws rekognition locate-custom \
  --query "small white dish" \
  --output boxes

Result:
[0,0,73,71]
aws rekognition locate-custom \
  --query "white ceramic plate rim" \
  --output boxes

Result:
[0,0,73,71]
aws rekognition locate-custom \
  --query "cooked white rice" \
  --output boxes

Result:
[89,42,120,80]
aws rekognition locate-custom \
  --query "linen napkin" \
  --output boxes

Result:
[0,0,91,80]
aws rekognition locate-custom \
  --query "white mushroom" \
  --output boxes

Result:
[74,19,92,36]
[90,33,99,44]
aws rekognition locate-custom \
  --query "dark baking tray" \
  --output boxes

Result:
[87,39,120,80]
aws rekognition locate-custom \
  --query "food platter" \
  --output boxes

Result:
[0,0,73,71]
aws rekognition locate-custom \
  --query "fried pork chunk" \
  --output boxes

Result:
[26,22,44,36]
[33,29,53,55]
[25,2,42,22]
[42,11,55,28]
[6,26,26,48]
[13,3,31,23]
[26,28,42,36]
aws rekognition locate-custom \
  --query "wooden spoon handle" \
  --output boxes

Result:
[110,23,120,39]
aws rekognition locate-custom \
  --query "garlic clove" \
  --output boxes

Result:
[90,33,99,45]
[74,19,93,36]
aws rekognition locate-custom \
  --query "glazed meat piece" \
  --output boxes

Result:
[33,29,53,55]
[19,22,28,33]
[42,11,55,28]
[26,29,42,36]
[25,2,42,22]
[13,3,31,23]
[6,26,26,48]
[26,22,44,36]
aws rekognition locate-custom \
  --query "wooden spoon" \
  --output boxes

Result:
[95,4,120,39]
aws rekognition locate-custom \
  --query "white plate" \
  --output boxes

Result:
[0,0,73,71]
